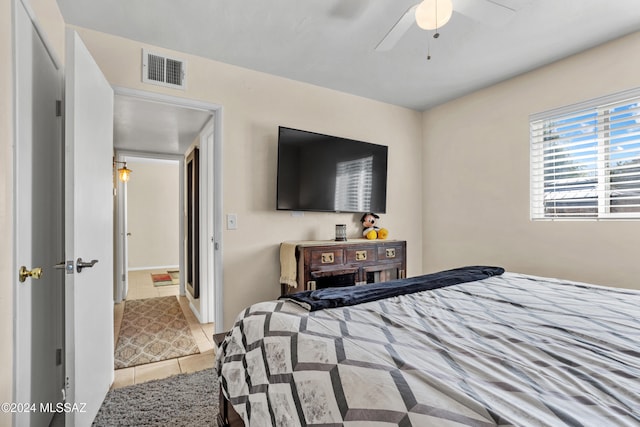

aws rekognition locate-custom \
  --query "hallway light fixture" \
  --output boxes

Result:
[113,159,132,182]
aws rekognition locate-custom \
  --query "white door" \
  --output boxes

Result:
[115,155,129,302]
[201,124,216,322]
[14,3,64,426]
[64,29,115,426]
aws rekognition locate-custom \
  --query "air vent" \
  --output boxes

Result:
[142,49,186,89]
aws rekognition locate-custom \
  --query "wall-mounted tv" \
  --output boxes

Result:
[276,126,388,213]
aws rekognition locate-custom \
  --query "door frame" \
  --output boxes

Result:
[115,153,185,300]
[112,87,224,329]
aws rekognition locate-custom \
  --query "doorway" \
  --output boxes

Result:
[120,156,181,301]
[112,154,213,385]
[112,87,223,327]
[111,89,223,387]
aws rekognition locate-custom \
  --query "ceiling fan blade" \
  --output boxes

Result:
[454,0,516,27]
[375,4,418,52]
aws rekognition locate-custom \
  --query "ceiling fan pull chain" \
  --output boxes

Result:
[434,0,440,38]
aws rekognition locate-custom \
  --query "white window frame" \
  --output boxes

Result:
[530,87,640,220]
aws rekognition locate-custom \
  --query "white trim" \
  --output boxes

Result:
[530,87,640,220]
[530,86,640,122]
[113,86,218,112]
[123,157,180,165]
[115,149,185,300]
[199,119,215,323]
[127,265,180,272]
[115,151,128,302]
[212,109,224,332]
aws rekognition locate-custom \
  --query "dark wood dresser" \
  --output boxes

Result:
[281,239,406,296]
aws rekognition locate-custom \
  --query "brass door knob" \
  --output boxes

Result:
[19,266,43,283]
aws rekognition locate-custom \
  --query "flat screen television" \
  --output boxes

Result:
[276,126,388,213]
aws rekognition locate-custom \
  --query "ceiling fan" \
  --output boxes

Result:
[375,0,519,51]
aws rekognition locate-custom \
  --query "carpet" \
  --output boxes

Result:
[93,368,218,426]
[114,296,199,369]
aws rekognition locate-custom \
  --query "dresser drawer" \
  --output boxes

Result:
[377,244,404,262]
[345,247,377,263]
[309,248,344,267]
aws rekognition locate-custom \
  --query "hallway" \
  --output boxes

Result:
[111,269,215,389]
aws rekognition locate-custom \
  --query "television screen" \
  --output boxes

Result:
[277,127,388,213]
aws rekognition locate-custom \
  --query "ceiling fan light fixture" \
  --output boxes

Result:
[415,0,453,30]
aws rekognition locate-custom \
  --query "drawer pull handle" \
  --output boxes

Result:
[386,248,396,258]
[321,253,335,264]
[355,250,367,261]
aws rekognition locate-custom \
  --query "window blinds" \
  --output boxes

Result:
[530,88,640,220]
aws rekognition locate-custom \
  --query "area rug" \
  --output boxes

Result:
[168,270,180,284]
[151,273,173,286]
[93,368,218,426]
[114,296,199,369]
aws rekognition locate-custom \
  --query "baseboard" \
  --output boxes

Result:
[128,265,179,272]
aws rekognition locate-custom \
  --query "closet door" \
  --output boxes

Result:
[186,148,200,298]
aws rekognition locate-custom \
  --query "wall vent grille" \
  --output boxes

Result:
[142,49,186,89]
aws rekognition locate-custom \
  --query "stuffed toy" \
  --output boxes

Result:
[360,212,388,240]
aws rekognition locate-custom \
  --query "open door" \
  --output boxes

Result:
[115,153,129,303]
[64,29,114,425]
[14,3,64,426]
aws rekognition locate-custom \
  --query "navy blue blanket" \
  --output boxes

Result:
[282,265,505,311]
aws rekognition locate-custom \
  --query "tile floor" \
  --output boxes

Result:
[111,269,216,390]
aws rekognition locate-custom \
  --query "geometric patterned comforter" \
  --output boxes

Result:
[215,272,640,426]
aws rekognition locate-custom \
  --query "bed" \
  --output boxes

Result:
[215,266,640,426]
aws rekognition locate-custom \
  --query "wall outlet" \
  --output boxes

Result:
[226,213,238,230]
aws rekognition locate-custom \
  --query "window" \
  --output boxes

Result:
[530,88,640,220]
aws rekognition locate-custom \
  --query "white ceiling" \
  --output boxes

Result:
[56,0,640,154]
[113,95,211,155]
[57,0,640,112]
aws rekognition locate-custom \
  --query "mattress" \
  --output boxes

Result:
[215,271,640,426]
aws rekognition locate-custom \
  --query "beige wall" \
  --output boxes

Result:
[126,160,180,269]
[422,32,640,290]
[29,0,65,60]
[73,27,425,329]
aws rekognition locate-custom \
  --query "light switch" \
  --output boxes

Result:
[226,213,238,230]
